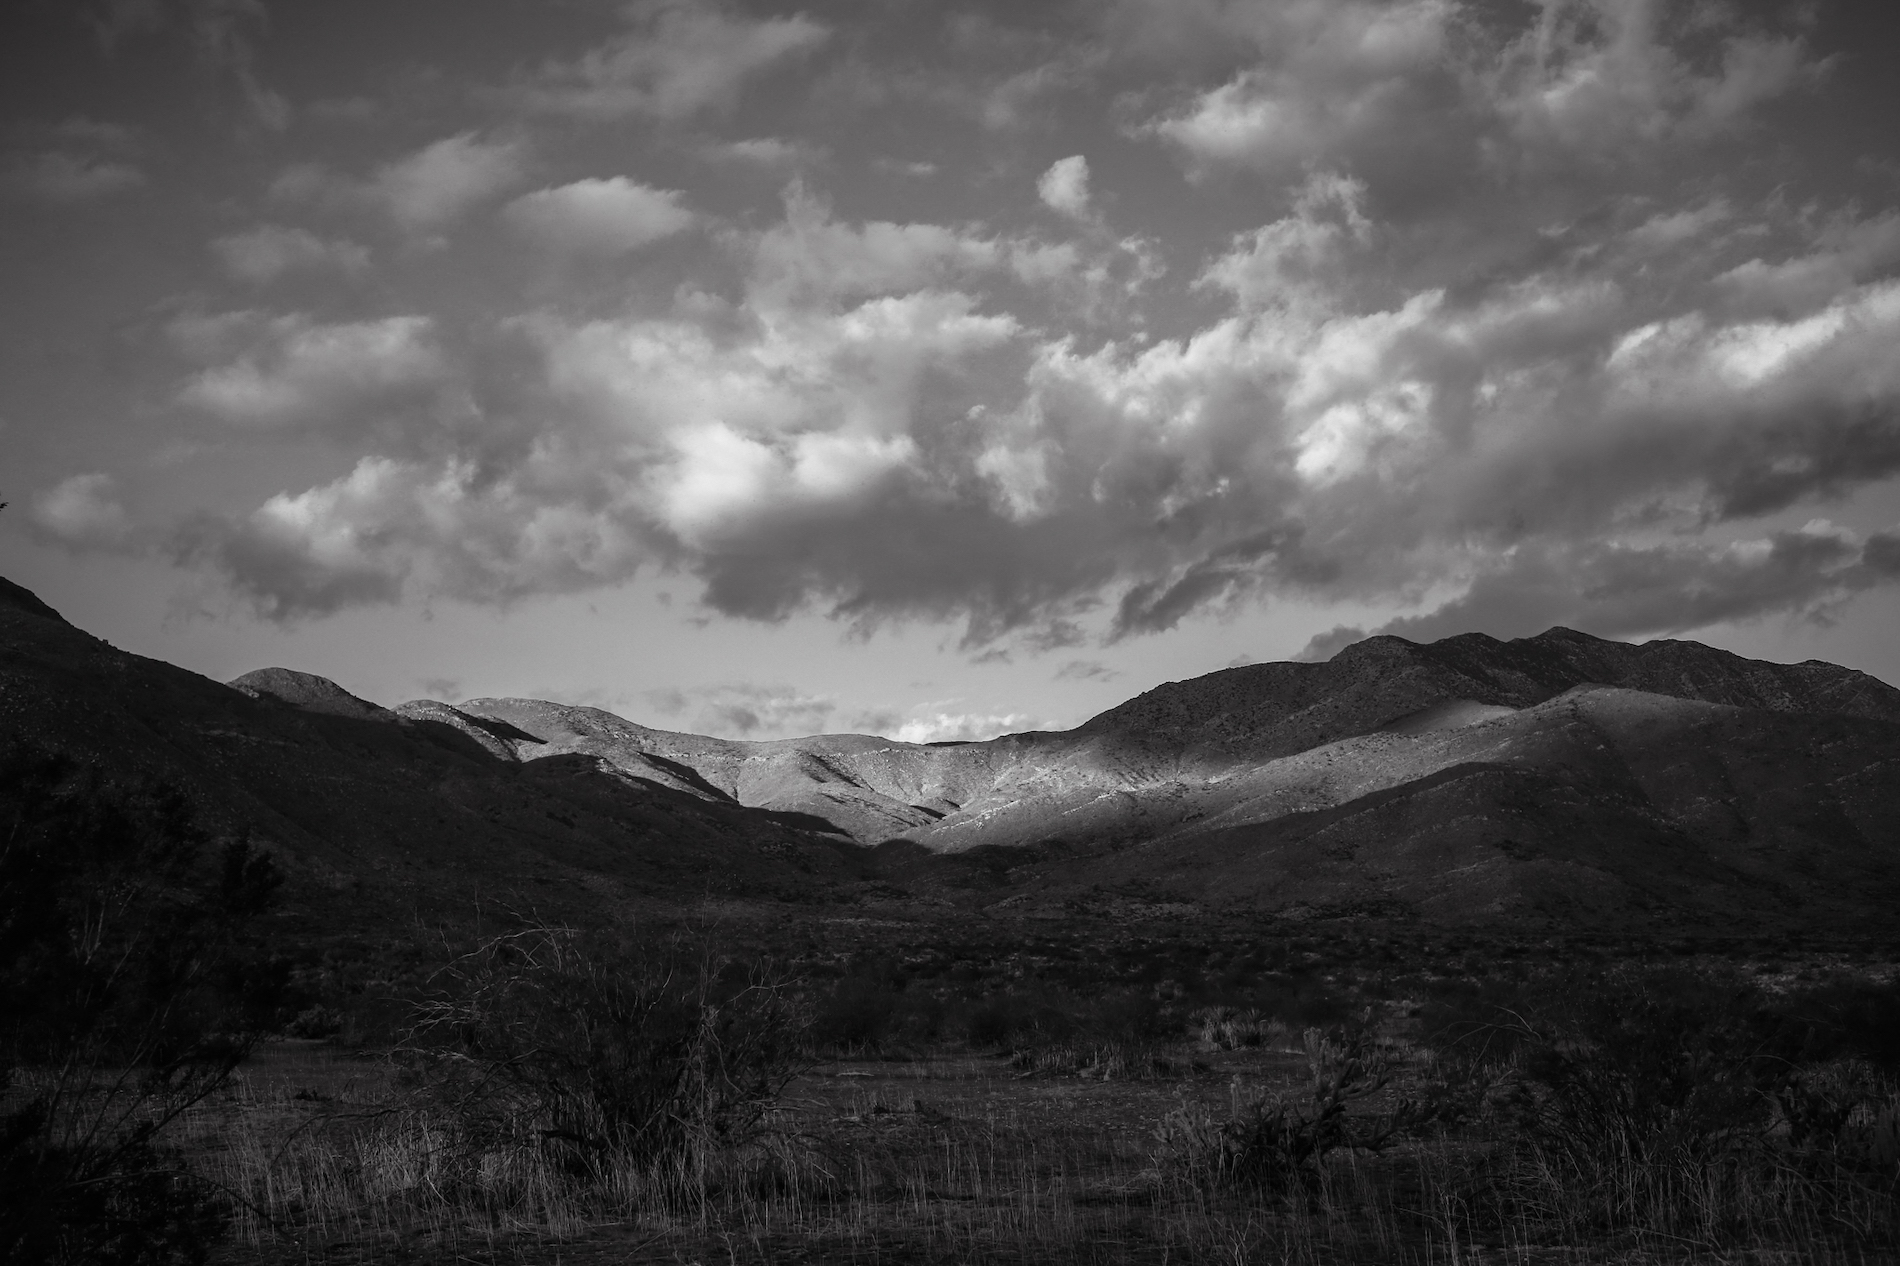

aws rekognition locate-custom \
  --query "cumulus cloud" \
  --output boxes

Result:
[177,69,1900,661]
[516,0,828,121]
[1198,171,1368,312]
[1144,0,1462,179]
[172,453,648,619]
[173,312,448,430]
[29,474,134,551]
[1037,155,1090,217]
[502,177,694,257]
[1139,0,1819,202]
[210,224,369,283]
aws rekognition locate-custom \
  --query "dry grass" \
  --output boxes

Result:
[177,1034,1900,1266]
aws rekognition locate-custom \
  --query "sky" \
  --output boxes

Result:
[4,0,1900,743]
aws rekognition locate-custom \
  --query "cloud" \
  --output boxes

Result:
[1296,625,1368,663]
[29,474,134,551]
[1138,0,1819,200]
[371,133,526,232]
[886,709,1037,744]
[744,182,1006,305]
[703,137,822,169]
[179,164,1900,655]
[673,682,838,738]
[1054,659,1116,681]
[2,151,144,202]
[173,454,645,619]
[268,133,528,235]
[418,676,461,701]
[210,224,369,283]
[1036,155,1091,217]
[1485,0,1818,155]
[1143,0,1462,179]
[1197,171,1369,312]
[1300,524,1900,657]
[173,312,448,430]
[502,177,694,257]
[515,0,828,121]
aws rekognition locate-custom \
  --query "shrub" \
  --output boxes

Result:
[1154,1027,1417,1196]
[0,746,283,1264]
[401,923,807,1193]
[1426,965,1900,1248]
[810,971,902,1054]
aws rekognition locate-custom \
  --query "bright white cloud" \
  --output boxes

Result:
[1036,155,1090,217]
[502,177,694,256]
[889,710,1036,744]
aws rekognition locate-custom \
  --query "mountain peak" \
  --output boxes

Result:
[1525,626,1609,644]
[228,667,397,722]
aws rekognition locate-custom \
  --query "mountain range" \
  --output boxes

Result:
[5,573,1898,930]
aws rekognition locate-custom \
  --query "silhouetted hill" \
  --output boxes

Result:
[3,575,1896,930]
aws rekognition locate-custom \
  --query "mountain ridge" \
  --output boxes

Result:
[4,574,1897,929]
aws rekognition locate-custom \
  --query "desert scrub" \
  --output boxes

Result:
[204,925,817,1254]
[1426,965,1900,1251]
[399,923,808,1192]
[1153,1027,1418,1196]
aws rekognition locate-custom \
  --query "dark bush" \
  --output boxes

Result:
[0,746,284,1265]
[1419,964,1900,1248]
[811,972,903,1054]
[965,995,1025,1049]
[402,923,807,1185]
[1154,1027,1416,1195]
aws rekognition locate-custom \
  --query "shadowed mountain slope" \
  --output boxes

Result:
[0,580,863,927]
[3,573,1897,928]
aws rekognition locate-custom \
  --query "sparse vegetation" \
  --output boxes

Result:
[57,920,1879,1264]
